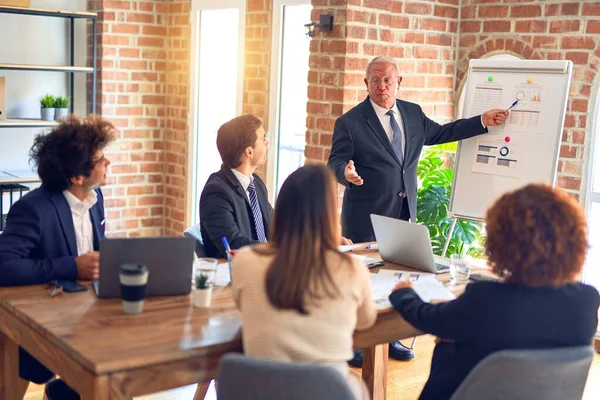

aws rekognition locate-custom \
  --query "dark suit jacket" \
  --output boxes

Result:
[389,282,600,400]
[328,97,487,240]
[200,167,273,259]
[0,186,106,286]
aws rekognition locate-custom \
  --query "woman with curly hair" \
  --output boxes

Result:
[388,183,599,400]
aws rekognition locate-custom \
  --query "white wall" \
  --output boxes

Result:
[0,0,87,174]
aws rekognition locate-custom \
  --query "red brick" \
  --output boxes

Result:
[483,20,511,33]
[560,144,577,159]
[571,99,588,113]
[426,34,452,47]
[405,3,432,15]
[583,3,600,16]
[510,5,541,18]
[557,176,581,191]
[421,19,446,32]
[434,5,458,19]
[587,21,600,34]
[460,21,481,33]
[112,24,139,34]
[364,0,391,11]
[515,21,546,33]
[461,6,476,19]
[391,15,409,29]
[532,36,557,49]
[565,52,589,65]
[478,6,509,18]
[550,20,580,33]
[562,37,596,50]
[413,47,439,59]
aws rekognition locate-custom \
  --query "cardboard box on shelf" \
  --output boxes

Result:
[0,77,5,121]
[0,1,31,7]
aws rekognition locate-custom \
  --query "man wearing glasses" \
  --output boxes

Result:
[327,56,509,367]
[0,115,115,399]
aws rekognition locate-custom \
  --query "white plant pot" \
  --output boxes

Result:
[54,108,69,120]
[40,108,55,121]
[193,287,213,308]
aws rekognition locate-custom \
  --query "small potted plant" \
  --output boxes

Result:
[53,95,69,120]
[40,94,55,121]
[192,272,213,308]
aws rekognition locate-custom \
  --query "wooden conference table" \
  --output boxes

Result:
[0,246,487,400]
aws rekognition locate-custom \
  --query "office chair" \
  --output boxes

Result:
[450,346,594,400]
[216,353,357,400]
[184,223,207,258]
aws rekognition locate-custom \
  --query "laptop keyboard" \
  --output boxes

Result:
[435,263,450,274]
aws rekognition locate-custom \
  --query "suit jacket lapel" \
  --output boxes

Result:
[89,206,101,250]
[50,192,78,256]
[221,168,250,206]
[364,98,403,167]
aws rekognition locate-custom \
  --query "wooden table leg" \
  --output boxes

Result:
[0,330,29,400]
[362,344,388,400]
[193,380,212,400]
[79,376,110,400]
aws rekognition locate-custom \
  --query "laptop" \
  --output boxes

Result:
[370,214,450,274]
[94,237,195,298]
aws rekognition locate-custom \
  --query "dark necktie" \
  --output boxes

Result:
[386,109,404,165]
[248,178,267,242]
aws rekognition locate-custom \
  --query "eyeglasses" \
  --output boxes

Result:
[369,76,397,86]
[45,280,63,297]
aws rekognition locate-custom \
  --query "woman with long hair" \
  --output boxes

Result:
[389,184,599,400]
[232,163,377,399]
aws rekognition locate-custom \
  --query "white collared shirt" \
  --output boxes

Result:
[62,190,98,256]
[370,99,405,154]
[231,168,252,202]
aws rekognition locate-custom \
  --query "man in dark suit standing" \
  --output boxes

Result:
[328,56,508,366]
[200,114,273,258]
[0,116,115,399]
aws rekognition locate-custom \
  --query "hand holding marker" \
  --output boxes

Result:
[507,99,519,111]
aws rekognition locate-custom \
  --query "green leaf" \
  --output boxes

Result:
[422,168,453,187]
[416,185,449,223]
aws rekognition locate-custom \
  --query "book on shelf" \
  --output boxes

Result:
[1,183,29,231]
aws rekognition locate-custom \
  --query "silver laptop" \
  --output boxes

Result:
[370,214,450,274]
[94,237,195,298]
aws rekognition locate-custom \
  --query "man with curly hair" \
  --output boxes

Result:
[0,115,115,400]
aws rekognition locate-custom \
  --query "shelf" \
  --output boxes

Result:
[0,119,58,128]
[0,63,93,73]
[0,171,39,184]
[0,6,96,19]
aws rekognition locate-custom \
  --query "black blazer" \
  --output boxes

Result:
[328,97,487,240]
[389,282,600,400]
[200,167,273,258]
[0,186,106,286]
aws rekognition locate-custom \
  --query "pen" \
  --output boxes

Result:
[506,99,519,110]
[221,236,232,255]
[365,243,378,250]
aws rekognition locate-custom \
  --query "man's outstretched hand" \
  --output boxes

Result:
[344,160,363,186]
[482,109,509,127]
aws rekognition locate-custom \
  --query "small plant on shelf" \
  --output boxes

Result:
[39,94,55,121]
[53,95,70,120]
[194,272,211,290]
[40,94,54,108]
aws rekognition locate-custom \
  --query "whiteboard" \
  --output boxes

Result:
[449,59,572,220]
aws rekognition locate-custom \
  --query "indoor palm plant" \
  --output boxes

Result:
[192,272,212,308]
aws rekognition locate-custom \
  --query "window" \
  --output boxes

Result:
[187,0,246,225]
[584,87,600,335]
[267,0,312,200]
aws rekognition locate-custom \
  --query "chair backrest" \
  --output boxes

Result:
[183,224,207,258]
[216,353,357,400]
[450,346,595,400]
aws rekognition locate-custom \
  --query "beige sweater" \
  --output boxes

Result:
[232,245,377,363]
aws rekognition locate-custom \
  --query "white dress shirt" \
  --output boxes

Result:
[62,190,97,256]
[370,99,405,155]
[231,168,252,202]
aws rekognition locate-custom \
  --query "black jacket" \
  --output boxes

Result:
[389,281,600,400]
[199,167,273,258]
[328,97,487,240]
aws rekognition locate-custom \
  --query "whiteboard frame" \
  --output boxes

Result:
[449,59,573,221]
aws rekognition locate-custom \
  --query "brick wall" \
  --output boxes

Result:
[88,0,190,237]
[457,0,600,199]
[243,0,272,179]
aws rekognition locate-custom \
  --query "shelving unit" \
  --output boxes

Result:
[0,5,97,185]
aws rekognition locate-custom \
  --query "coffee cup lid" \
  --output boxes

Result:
[120,264,148,275]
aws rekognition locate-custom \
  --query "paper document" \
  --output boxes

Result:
[338,244,361,252]
[353,254,384,268]
[369,269,455,309]
[214,262,231,287]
